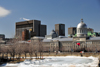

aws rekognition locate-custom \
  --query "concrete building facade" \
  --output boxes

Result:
[40,25,47,37]
[55,24,65,36]
[16,20,47,40]
[68,27,76,37]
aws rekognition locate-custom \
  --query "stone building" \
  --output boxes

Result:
[16,20,47,40]
[77,19,87,37]
[68,20,94,38]
[31,19,100,52]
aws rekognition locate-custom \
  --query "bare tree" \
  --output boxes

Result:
[16,43,24,60]
[38,40,43,59]
[4,46,10,61]
[33,42,39,59]
[7,37,22,61]
[0,45,5,59]
[23,43,29,59]
[9,44,17,61]
[29,43,34,59]
[30,39,43,59]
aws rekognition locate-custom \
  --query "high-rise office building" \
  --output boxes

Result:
[68,27,76,36]
[55,24,65,36]
[40,25,47,37]
[16,20,47,40]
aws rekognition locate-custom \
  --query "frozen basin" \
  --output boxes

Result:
[36,58,92,65]
[29,56,99,67]
[0,56,99,67]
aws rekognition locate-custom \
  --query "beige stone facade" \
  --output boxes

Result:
[31,36,100,52]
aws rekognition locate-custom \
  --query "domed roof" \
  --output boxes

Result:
[50,30,57,35]
[77,19,87,28]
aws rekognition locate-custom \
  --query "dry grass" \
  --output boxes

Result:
[1,52,100,58]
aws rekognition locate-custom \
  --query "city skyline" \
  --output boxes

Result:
[0,0,100,38]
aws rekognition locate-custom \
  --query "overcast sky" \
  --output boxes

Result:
[0,0,100,38]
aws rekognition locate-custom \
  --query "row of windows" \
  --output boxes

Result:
[77,29,87,33]
[86,42,92,44]
[86,41,100,44]
[61,42,100,45]
[62,42,72,44]
[65,46,85,48]
[49,41,100,47]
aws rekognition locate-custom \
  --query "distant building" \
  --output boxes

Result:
[68,27,76,37]
[22,29,29,40]
[55,24,65,36]
[77,19,87,37]
[0,34,6,44]
[0,34,5,40]
[45,30,58,39]
[40,25,46,37]
[68,27,94,37]
[16,20,47,40]
[31,19,100,52]
[87,28,94,33]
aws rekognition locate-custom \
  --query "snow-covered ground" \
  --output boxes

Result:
[0,56,99,67]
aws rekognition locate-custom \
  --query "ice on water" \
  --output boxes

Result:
[0,56,99,67]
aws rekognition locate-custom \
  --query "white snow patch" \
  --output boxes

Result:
[0,56,99,67]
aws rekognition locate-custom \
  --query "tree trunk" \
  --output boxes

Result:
[40,51,42,59]
[16,54,17,59]
[7,53,8,62]
[40,51,41,59]
[2,53,4,59]
[29,53,31,59]
[19,53,21,61]
[19,53,21,58]
[13,54,14,61]
[31,53,32,59]
[25,53,26,59]
[35,52,37,59]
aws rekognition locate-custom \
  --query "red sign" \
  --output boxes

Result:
[77,43,80,46]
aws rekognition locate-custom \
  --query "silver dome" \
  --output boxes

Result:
[77,19,87,28]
